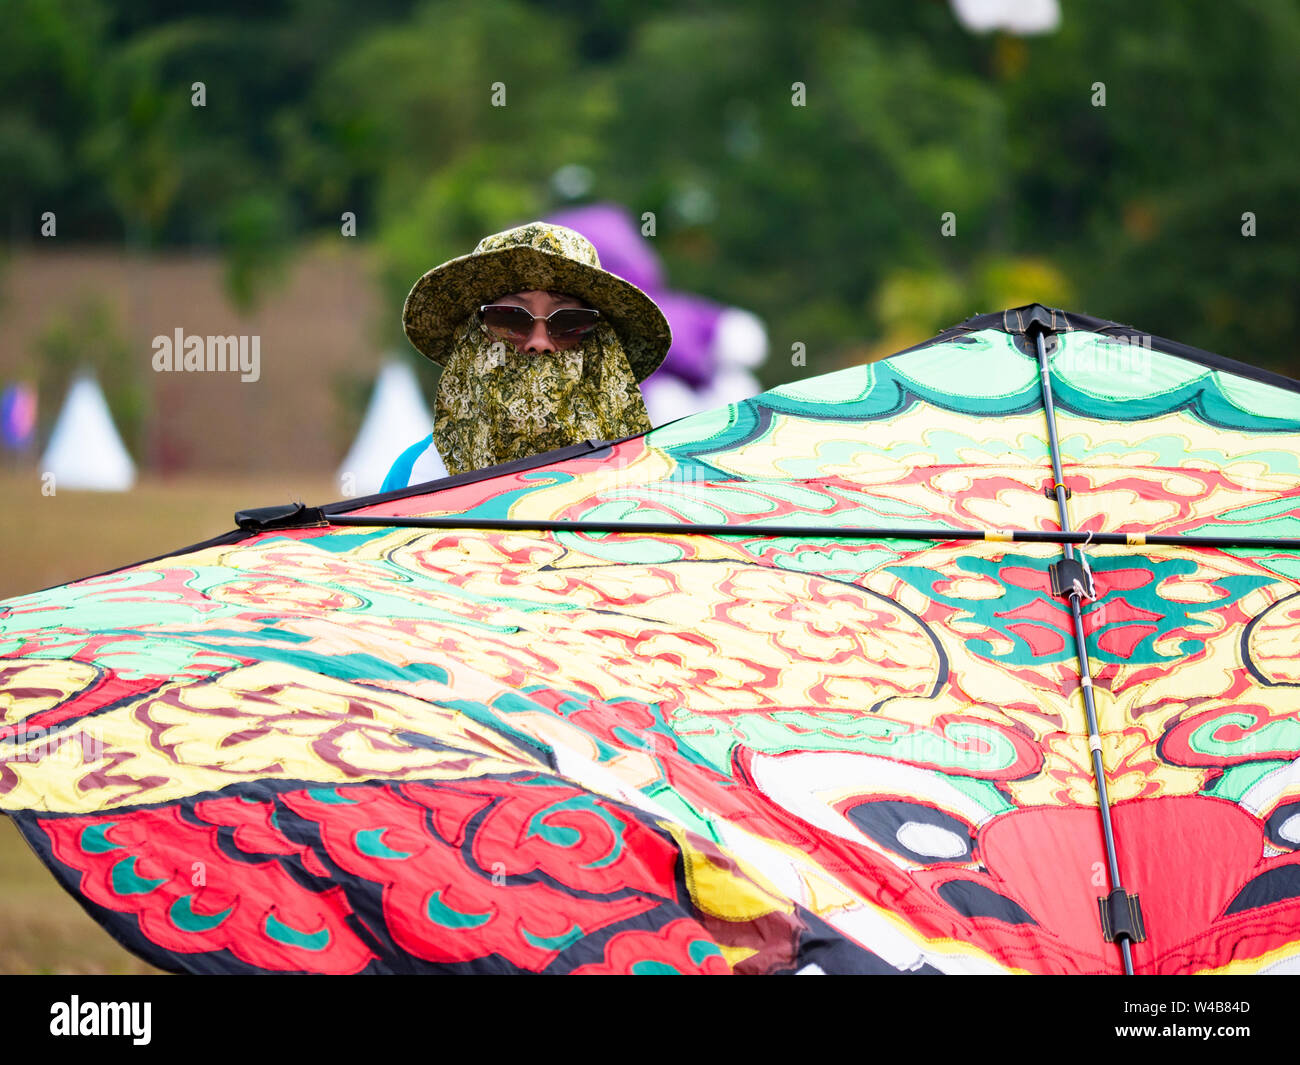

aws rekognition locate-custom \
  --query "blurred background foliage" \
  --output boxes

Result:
[2,0,1297,381]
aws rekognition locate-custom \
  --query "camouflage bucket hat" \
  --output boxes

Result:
[403,222,673,382]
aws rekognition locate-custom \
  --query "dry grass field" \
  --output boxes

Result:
[0,471,341,600]
[0,471,340,973]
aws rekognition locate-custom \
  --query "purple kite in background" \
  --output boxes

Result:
[545,203,768,426]
[0,382,37,450]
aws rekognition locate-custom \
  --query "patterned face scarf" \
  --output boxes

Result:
[431,313,654,476]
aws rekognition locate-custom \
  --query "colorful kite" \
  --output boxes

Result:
[2,304,1298,974]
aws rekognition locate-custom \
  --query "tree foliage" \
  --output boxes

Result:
[3,0,1296,379]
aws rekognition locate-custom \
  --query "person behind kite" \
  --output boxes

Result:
[382,222,673,487]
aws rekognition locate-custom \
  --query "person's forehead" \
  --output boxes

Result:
[497,289,586,304]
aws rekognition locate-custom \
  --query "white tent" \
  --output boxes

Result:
[337,359,440,496]
[40,374,136,491]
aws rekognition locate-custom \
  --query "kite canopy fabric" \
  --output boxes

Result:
[2,305,1299,974]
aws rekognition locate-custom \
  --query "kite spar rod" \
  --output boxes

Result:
[310,513,1298,550]
[1031,324,1137,976]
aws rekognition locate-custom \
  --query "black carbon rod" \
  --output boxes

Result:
[321,514,1298,551]
[1032,326,1135,976]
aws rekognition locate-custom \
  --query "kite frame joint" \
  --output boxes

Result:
[234,502,330,532]
[1098,889,1148,946]
[1049,556,1096,601]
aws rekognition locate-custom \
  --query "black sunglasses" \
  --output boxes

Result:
[479,304,601,349]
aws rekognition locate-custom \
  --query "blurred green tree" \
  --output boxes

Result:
[1,0,1296,382]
